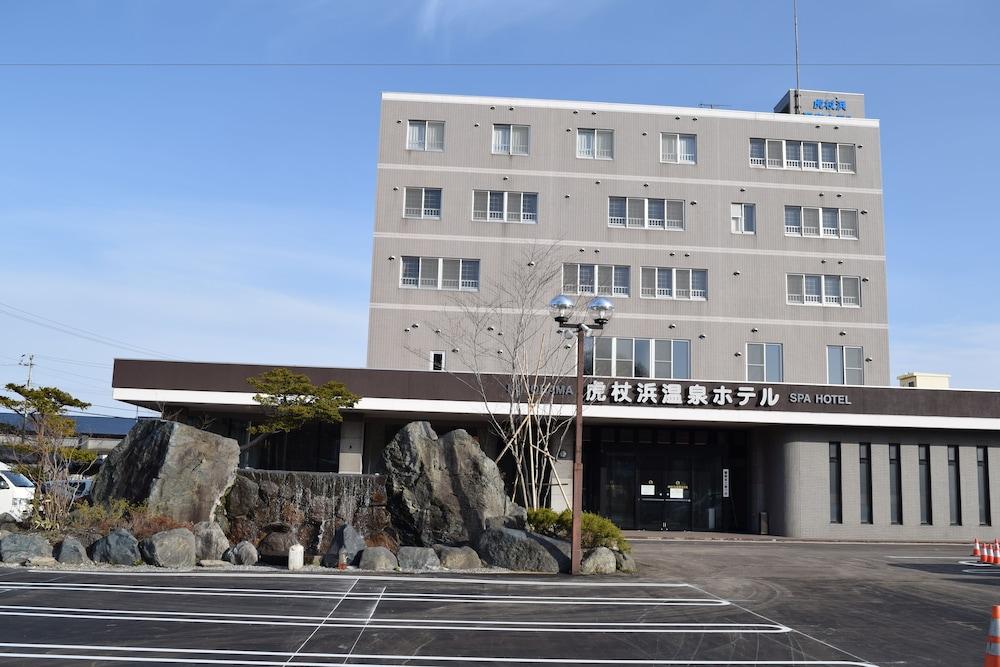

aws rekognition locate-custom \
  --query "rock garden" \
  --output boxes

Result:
[0,419,635,575]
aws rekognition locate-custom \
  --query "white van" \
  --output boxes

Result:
[0,462,35,521]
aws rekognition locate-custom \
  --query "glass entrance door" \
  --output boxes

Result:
[637,450,692,531]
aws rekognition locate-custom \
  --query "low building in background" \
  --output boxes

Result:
[0,413,136,452]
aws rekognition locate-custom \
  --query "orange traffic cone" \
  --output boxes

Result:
[984,605,1000,666]
[975,538,983,558]
[985,544,994,565]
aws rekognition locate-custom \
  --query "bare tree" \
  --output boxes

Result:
[405,242,586,510]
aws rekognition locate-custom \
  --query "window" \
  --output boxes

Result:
[827,345,864,385]
[563,263,630,297]
[407,120,445,151]
[731,203,756,234]
[430,351,445,371]
[889,444,903,525]
[660,133,697,164]
[472,190,538,223]
[830,442,843,524]
[750,138,856,173]
[640,267,708,300]
[608,197,684,230]
[979,447,991,526]
[784,207,860,239]
[860,443,873,524]
[747,343,783,382]
[403,187,442,219]
[948,446,962,526]
[577,128,614,159]
[919,445,932,525]
[492,124,529,155]
[584,337,690,379]
[787,274,862,307]
[400,256,479,291]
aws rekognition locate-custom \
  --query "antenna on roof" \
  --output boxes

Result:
[792,0,802,113]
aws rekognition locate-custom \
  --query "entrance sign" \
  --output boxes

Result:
[722,468,730,498]
[640,483,656,496]
[585,381,782,408]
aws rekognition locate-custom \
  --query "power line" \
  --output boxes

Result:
[0,62,999,68]
[0,300,176,359]
[34,354,113,369]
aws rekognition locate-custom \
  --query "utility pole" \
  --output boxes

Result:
[793,0,802,114]
[18,353,34,388]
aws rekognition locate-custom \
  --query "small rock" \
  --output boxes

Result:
[397,546,440,571]
[25,556,57,567]
[197,559,229,568]
[54,537,91,565]
[89,528,141,566]
[222,540,258,566]
[0,513,20,529]
[192,521,230,561]
[358,546,398,571]
[475,528,559,573]
[139,528,197,569]
[257,522,298,561]
[321,524,366,567]
[615,551,638,573]
[434,545,482,570]
[581,546,617,575]
[0,533,52,564]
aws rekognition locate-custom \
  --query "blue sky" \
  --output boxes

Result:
[1,0,998,416]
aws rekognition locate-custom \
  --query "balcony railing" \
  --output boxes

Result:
[596,148,613,159]
[803,226,821,236]
[521,212,537,222]
[825,295,841,304]
[423,208,440,218]
[691,289,707,299]
[665,218,684,230]
[492,143,510,154]
[750,156,766,166]
[662,152,678,162]
[460,279,479,290]
[626,217,645,228]
[401,277,419,287]
[680,153,696,163]
[441,279,460,290]
[675,288,690,299]
[841,227,858,239]
[420,278,439,288]
[647,218,665,229]
[785,225,802,235]
[612,286,629,296]
[404,207,423,217]
[786,159,801,168]
[803,159,819,169]
[787,294,804,304]
[608,216,626,227]
[804,294,822,304]
[842,295,859,306]
[822,227,839,237]
[821,161,837,170]
[766,158,783,167]
[838,161,855,172]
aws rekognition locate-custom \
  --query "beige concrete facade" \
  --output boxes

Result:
[368,91,889,386]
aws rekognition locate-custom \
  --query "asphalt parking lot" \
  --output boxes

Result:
[0,540,990,666]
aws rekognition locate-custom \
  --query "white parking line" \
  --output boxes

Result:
[0,581,721,606]
[0,604,788,633]
[283,579,358,666]
[885,555,968,559]
[24,569,694,587]
[0,643,881,665]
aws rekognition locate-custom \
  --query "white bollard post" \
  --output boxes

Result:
[288,544,304,571]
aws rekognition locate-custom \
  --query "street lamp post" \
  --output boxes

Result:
[548,294,615,575]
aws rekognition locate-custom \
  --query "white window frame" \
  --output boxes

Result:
[660,132,697,164]
[563,263,630,297]
[429,350,446,371]
[786,274,862,307]
[750,138,857,173]
[472,190,538,224]
[607,197,684,230]
[640,267,708,300]
[399,256,479,291]
[784,206,859,240]
[585,337,691,380]
[731,203,756,235]
[407,120,445,152]
[491,124,530,156]
[403,187,442,219]
[577,128,614,160]
[827,345,864,385]
[746,342,784,382]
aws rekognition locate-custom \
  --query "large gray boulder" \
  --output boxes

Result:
[358,546,398,571]
[397,546,440,571]
[89,528,140,565]
[581,546,617,575]
[54,537,91,565]
[475,528,560,573]
[615,551,638,573]
[383,422,525,547]
[222,540,258,566]
[257,522,299,562]
[91,420,240,524]
[434,544,482,570]
[192,522,230,561]
[139,528,197,569]
[0,533,51,563]
[321,524,366,567]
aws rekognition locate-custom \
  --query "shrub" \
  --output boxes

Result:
[63,500,191,540]
[527,507,631,554]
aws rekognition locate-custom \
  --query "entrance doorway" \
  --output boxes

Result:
[584,426,748,532]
